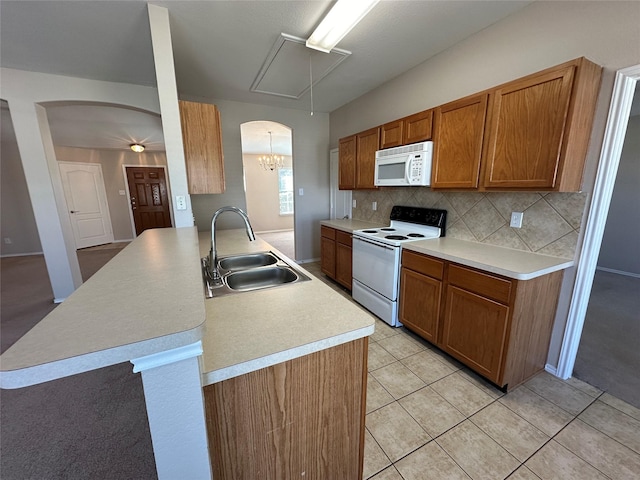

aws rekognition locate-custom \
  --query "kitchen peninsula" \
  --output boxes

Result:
[0,227,375,479]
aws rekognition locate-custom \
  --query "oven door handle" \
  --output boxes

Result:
[353,236,396,251]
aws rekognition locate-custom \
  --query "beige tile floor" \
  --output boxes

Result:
[303,262,640,480]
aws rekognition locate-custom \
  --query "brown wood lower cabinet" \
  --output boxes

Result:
[320,226,352,290]
[203,338,368,480]
[399,250,563,390]
[320,226,336,278]
[399,254,443,344]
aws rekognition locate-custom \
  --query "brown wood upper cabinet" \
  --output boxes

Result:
[432,94,489,189]
[179,100,225,194]
[338,135,357,190]
[432,57,602,192]
[338,127,380,190]
[380,109,434,149]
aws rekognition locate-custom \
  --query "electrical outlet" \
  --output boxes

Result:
[352,199,357,208]
[372,201,377,211]
[510,212,524,228]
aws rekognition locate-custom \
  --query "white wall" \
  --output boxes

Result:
[54,146,168,242]
[0,107,41,256]
[598,114,640,275]
[243,154,294,233]
[329,0,640,369]
[187,97,330,262]
[0,67,162,300]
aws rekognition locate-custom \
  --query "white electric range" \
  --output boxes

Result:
[352,206,447,327]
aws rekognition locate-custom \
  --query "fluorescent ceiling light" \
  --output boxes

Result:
[306,0,380,53]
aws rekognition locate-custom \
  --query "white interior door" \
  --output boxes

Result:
[330,148,352,219]
[59,162,114,249]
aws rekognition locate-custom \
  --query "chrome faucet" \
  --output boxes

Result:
[208,206,255,284]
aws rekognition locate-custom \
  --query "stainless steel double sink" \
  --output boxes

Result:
[201,251,311,298]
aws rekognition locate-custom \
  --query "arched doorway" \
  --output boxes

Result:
[240,121,295,259]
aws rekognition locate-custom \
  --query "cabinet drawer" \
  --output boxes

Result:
[402,250,444,280]
[336,230,352,246]
[321,225,336,240]
[448,264,512,304]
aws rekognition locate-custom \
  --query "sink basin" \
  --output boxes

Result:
[202,251,311,298]
[225,266,299,292]
[218,251,278,272]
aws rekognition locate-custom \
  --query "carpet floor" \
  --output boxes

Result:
[573,270,640,409]
[1,244,157,479]
[256,230,295,260]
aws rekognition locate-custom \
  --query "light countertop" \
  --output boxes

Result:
[198,230,375,385]
[320,218,573,280]
[0,227,206,389]
[1,227,376,390]
[403,237,574,280]
[320,218,385,232]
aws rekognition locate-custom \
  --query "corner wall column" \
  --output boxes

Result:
[8,100,82,301]
[131,342,211,480]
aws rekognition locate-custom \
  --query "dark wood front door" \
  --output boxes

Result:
[126,167,172,236]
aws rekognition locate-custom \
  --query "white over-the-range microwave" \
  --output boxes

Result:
[374,141,433,187]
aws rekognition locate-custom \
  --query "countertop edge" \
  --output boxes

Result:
[320,219,384,233]
[201,324,375,386]
[403,240,574,280]
[0,325,205,389]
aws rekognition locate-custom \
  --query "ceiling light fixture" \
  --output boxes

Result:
[130,144,145,153]
[258,132,284,171]
[306,0,380,53]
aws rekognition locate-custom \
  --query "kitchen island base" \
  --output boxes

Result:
[203,338,368,479]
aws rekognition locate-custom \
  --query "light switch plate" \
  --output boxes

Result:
[352,199,357,208]
[176,195,187,211]
[510,212,523,228]
[372,201,377,211]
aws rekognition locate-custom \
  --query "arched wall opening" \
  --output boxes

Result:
[240,121,295,259]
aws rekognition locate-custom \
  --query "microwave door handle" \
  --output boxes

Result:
[405,155,413,183]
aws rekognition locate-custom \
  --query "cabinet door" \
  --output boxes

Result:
[321,236,336,278]
[442,285,509,384]
[355,127,380,189]
[179,100,225,194]
[483,66,575,189]
[336,242,353,290]
[403,110,433,144]
[338,136,356,190]
[399,268,442,344]
[380,120,403,149]
[432,94,488,189]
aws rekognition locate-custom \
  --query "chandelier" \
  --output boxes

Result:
[258,131,285,171]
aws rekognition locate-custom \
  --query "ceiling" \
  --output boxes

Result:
[1,0,537,153]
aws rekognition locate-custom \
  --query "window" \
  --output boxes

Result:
[278,167,294,215]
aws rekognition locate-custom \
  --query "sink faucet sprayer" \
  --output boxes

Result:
[208,206,255,284]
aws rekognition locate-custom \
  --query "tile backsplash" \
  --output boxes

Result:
[352,188,587,259]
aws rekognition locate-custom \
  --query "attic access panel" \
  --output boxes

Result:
[251,33,351,99]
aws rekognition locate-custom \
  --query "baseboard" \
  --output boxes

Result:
[596,266,640,278]
[0,251,44,258]
[545,363,573,381]
[297,257,320,265]
[255,229,294,234]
